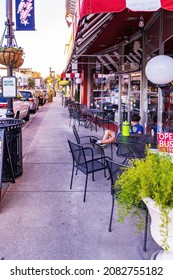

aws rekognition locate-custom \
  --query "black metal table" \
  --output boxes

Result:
[116,133,153,164]
[82,108,115,132]
[81,109,103,131]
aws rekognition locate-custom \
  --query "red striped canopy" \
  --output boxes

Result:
[61,72,81,79]
[80,0,173,19]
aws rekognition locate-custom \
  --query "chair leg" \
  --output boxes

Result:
[77,120,80,131]
[70,165,75,189]
[109,196,115,232]
[104,169,107,177]
[92,171,95,181]
[111,143,113,160]
[143,208,149,252]
[101,154,107,177]
[83,174,88,202]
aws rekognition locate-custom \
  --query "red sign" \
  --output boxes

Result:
[158,133,173,153]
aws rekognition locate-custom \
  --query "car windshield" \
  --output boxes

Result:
[19,91,32,99]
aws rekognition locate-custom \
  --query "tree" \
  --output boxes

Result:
[32,71,41,78]
[28,77,35,89]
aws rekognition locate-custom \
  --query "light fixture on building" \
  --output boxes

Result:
[124,36,130,43]
[76,77,82,84]
[84,17,89,29]
[139,16,144,28]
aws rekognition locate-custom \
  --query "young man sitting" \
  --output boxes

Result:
[93,113,143,147]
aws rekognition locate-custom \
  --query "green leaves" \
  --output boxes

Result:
[114,150,173,251]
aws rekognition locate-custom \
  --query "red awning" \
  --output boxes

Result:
[61,72,81,79]
[80,0,173,19]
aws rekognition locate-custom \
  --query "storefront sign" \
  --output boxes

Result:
[158,133,173,153]
[2,76,17,98]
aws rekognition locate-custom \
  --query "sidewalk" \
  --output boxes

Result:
[0,95,160,260]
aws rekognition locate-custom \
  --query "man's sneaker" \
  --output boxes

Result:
[90,138,98,145]
[90,138,99,147]
[90,138,107,149]
[98,143,107,149]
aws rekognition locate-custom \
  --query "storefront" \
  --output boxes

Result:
[64,0,173,133]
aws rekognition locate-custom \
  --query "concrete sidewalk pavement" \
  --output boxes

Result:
[0,94,160,260]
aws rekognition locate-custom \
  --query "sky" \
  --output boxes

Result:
[0,0,71,77]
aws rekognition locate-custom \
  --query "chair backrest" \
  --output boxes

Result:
[106,159,127,195]
[73,109,80,119]
[68,106,74,118]
[72,125,80,144]
[68,139,87,167]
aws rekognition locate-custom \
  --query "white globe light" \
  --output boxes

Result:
[76,77,82,84]
[145,55,173,84]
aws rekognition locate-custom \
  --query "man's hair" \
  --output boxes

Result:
[131,114,141,122]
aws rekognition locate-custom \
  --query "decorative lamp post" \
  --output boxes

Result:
[5,0,14,118]
[145,55,173,132]
[0,0,24,118]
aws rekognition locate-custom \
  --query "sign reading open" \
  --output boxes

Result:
[158,133,173,153]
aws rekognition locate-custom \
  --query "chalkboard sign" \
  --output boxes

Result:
[0,128,15,193]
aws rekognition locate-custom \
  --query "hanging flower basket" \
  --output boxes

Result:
[0,45,24,69]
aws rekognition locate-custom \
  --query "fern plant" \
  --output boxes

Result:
[114,150,173,251]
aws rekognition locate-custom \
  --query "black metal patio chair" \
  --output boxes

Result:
[68,139,108,202]
[72,124,106,158]
[97,109,115,132]
[73,109,92,130]
[106,158,149,252]
[67,106,75,127]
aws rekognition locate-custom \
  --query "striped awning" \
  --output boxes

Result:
[80,0,173,19]
[65,0,173,73]
[61,72,81,79]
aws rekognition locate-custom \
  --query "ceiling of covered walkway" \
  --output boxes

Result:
[65,1,173,74]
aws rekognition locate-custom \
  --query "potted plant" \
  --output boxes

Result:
[114,149,173,260]
[0,44,24,69]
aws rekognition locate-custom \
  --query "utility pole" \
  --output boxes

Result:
[6,0,14,118]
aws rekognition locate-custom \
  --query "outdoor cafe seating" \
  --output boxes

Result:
[72,124,105,158]
[67,115,152,252]
[67,106,92,130]
[106,158,149,252]
[115,133,155,164]
[80,107,117,132]
[67,139,108,202]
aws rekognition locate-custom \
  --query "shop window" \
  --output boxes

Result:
[146,16,160,56]
[163,11,173,43]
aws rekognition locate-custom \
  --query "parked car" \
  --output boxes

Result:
[34,89,46,105]
[18,89,39,113]
[0,91,30,121]
[42,89,48,101]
